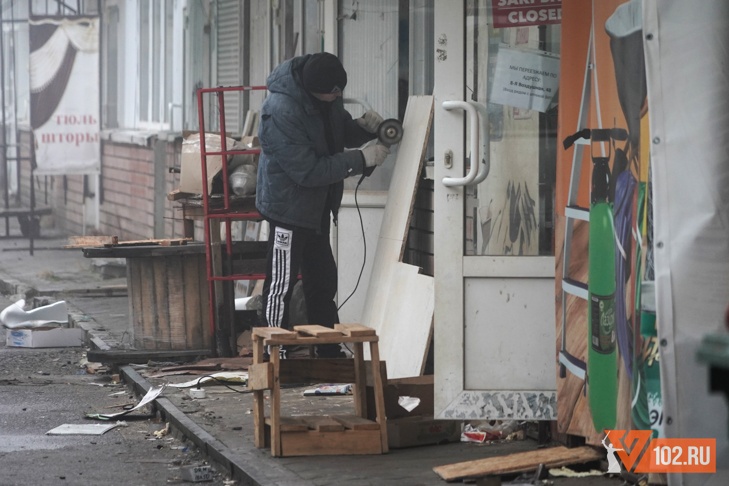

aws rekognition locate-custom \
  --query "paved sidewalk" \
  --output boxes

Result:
[0,229,623,486]
[0,233,125,296]
[0,229,130,349]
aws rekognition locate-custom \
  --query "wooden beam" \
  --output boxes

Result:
[65,235,118,248]
[66,236,192,249]
[293,325,343,338]
[432,446,603,482]
[248,362,273,390]
[86,349,212,365]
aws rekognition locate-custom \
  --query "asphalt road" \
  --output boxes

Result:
[0,296,234,486]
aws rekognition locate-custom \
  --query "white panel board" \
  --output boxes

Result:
[377,263,434,379]
[464,277,556,390]
[644,1,729,484]
[361,95,434,379]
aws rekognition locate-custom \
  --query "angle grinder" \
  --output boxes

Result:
[358,117,404,181]
[377,118,404,146]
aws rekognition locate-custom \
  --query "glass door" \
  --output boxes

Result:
[434,0,560,420]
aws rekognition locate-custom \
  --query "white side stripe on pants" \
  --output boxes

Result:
[267,227,292,328]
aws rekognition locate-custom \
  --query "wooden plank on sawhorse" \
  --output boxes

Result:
[251,325,388,457]
[335,323,377,336]
[252,327,296,340]
[293,324,344,338]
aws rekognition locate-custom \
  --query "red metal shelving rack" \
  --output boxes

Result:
[196,85,267,356]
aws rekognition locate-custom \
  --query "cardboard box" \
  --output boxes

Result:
[179,132,237,194]
[387,416,461,449]
[179,465,213,482]
[6,327,85,348]
[364,374,461,448]
[367,375,435,420]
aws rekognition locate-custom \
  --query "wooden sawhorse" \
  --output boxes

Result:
[249,324,388,457]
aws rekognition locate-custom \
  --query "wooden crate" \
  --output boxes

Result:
[263,415,383,456]
[127,252,210,350]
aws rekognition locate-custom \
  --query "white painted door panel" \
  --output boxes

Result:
[464,277,555,390]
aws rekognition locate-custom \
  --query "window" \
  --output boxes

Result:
[102,0,183,132]
[464,1,560,256]
[103,5,119,128]
[138,0,174,129]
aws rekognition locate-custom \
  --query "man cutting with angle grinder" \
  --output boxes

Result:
[256,52,402,359]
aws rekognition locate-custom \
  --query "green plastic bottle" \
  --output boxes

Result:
[639,281,663,438]
[631,183,651,432]
[588,157,618,433]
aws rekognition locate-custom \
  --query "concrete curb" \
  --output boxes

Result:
[0,276,34,299]
[119,365,312,486]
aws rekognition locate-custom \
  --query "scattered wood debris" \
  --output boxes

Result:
[432,445,603,482]
[86,349,212,365]
[196,357,251,370]
[65,235,191,249]
[143,357,251,378]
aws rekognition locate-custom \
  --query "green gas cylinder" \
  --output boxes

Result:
[588,157,618,433]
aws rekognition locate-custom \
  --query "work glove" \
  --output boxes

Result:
[356,110,384,133]
[361,142,390,168]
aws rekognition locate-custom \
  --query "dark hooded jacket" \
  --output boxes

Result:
[255,54,374,231]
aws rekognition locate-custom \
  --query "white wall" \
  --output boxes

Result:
[334,191,386,323]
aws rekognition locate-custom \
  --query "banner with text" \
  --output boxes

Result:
[30,16,100,175]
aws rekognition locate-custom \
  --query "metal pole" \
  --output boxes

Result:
[26,1,36,255]
[29,141,35,256]
[1,3,8,235]
[11,0,20,209]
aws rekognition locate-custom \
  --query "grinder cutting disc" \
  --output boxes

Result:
[377,118,404,146]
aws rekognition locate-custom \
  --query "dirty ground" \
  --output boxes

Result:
[0,232,629,485]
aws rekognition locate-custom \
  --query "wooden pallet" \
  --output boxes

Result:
[250,324,388,457]
[65,236,192,248]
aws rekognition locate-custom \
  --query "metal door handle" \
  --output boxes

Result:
[469,101,491,185]
[441,100,480,187]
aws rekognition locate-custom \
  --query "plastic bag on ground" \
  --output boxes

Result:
[0,299,68,329]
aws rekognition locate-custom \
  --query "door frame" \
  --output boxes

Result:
[433,0,557,421]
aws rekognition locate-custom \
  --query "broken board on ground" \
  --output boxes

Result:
[432,445,603,482]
